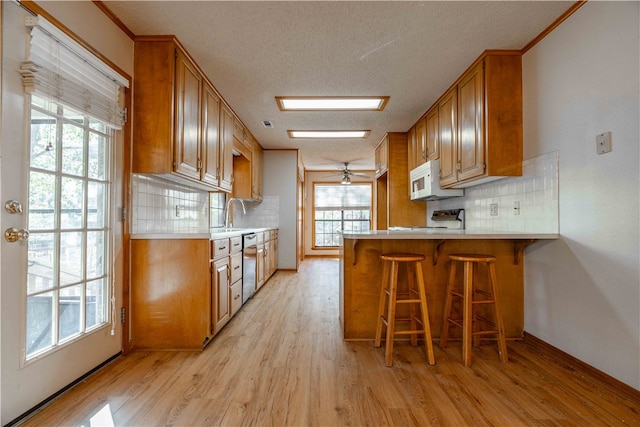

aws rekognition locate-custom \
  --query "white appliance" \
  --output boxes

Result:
[409,160,463,201]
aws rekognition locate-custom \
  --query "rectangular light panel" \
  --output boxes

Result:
[288,130,370,139]
[276,96,388,111]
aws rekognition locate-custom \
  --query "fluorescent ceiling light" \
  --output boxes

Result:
[288,130,370,139]
[276,96,389,111]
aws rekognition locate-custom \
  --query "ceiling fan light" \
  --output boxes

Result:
[341,175,351,185]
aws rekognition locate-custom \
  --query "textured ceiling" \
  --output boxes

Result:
[102,1,574,171]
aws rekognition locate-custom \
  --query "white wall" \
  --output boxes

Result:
[522,1,639,389]
[261,151,298,269]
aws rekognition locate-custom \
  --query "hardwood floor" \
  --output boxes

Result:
[21,258,638,426]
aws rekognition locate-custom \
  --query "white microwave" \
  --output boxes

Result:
[409,160,463,201]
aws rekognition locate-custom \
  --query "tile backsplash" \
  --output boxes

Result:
[225,195,280,229]
[131,175,209,233]
[429,151,559,233]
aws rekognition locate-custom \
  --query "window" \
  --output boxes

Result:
[313,184,372,248]
[26,95,113,358]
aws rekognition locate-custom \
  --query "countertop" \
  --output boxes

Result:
[130,227,276,240]
[342,229,559,240]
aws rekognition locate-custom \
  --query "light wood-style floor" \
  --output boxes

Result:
[21,258,638,426]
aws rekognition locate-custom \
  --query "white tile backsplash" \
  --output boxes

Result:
[429,151,559,233]
[131,175,209,234]
[231,195,280,228]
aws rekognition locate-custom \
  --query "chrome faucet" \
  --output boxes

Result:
[224,197,247,229]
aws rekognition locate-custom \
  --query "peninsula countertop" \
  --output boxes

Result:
[341,229,559,240]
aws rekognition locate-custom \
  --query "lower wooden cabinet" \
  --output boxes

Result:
[211,255,230,334]
[131,239,211,350]
[130,231,275,350]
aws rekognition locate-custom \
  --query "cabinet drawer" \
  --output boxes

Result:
[211,238,230,259]
[230,280,242,317]
[230,236,242,254]
[230,251,242,283]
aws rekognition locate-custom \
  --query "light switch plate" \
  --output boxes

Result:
[596,131,612,154]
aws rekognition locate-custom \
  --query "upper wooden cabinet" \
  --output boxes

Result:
[438,87,458,187]
[132,37,232,192]
[375,133,426,230]
[407,125,417,171]
[407,50,522,189]
[251,136,263,201]
[374,136,389,178]
[425,107,439,162]
[443,52,523,188]
[232,131,262,202]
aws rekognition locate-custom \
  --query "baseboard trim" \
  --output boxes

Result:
[523,332,640,399]
[303,254,340,259]
[6,352,122,426]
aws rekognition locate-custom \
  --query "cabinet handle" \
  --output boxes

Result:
[219,246,226,250]
[234,265,240,270]
[234,293,241,300]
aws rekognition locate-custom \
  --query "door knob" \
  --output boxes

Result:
[4,200,23,214]
[5,227,30,243]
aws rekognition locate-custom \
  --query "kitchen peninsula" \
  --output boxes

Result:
[339,229,559,341]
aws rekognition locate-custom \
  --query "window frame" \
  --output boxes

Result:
[23,94,115,363]
[311,182,373,249]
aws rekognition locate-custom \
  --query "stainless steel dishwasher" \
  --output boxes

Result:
[242,233,257,304]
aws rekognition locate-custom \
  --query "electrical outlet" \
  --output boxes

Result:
[596,131,612,154]
[513,201,520,215]
[490,203,498,216]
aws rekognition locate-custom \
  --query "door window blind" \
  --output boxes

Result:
[19,15,129,129]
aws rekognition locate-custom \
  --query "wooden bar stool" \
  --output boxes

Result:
[374,253,435,367]
[440,253,508,367]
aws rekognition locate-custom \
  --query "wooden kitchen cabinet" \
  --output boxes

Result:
[212,235,244,333]
[407,125,417,171]
[131,239,211,350]
[375,133,426,230]
[425,106,439,162]
[256,242,265,290]
[440,52,523,188]
[252,137,263,201]
[264,229,278,280]
[438,87,458,187]
[233,132,263,202]
[415,117,427,166]
[211,254,230,333]
[132,36,232,192]
[374,136,388,178]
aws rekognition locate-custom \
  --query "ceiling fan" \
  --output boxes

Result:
[323,162,370,185]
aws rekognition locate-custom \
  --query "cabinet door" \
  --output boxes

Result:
[415,118,427,166]
[174,49,202,180]
[457,61,485,182]
[212,257,230,333]
[375,136,388,178]
[219,104,234,192]
[407,126,417,171]
[201,83,220,186]
[438,87,458,187]
[252,138,263,201]
[256,244,265,289]
[425,107,439,161]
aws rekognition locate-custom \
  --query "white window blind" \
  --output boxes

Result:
[314,184,371,211]
[19,15,129,129]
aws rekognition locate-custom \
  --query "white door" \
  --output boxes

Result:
[1,3,123,423]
